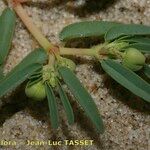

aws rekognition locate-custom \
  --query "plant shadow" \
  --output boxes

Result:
[26,89,104,148]
[59,93,104,149]
[99,71,150,114]
[0,83,29,126]
[27,98,50,124]
[0,83,48,127]
[66,0,118,17]
[22,0,118,17]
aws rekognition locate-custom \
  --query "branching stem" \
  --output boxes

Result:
[12,3,54,51]
[59,47,97,57]
[6,1,105,58]
[6,0,124,60]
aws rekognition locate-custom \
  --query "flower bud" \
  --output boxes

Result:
[25,81,46,101]
[122,48,146,71]
[57,57,76,71]
[107,41,129,51]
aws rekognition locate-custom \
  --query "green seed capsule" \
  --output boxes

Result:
[122,48,146,71]
[25,81,46,101]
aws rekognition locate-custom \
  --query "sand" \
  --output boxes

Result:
[0,0,150,150]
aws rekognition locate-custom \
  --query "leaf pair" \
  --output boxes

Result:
[45,79,74,129]
[0,8,16,79]
[45,67,104,133]
[59,67,104,133]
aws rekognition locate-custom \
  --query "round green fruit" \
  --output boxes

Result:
[25,81,46,101]
[122,48,145,71]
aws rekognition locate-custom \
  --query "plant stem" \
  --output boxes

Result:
[12,2,54,51]
[48,54,55,67]
[59,47,97,57]
[8,1,123,61]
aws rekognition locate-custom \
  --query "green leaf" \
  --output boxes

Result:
[59,67,104,133]
[58,81,74,125]
[45,83,59,129]
[0,8,16,65]
[105,24,150,41]
[122,37,150,53]
[128,43,150,53]
[101,59,150,102]
[0,66,4,80]
[59,21,120,41]
[0,48,47,97]
[126,37,150,44]
[143,65,150,78]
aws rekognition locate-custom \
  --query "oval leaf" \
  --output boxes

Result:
[58,81,74,125]
[59,67,104,133]
[0,8,16,65]
[0,48,47,97]
[59,21,120,41]
[45,83,59,129]
[101,59,150,102]
[105,24,150,41]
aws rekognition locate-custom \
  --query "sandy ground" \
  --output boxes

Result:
[0,0,150,150]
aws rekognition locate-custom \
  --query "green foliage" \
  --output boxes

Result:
[101,59,150,103]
